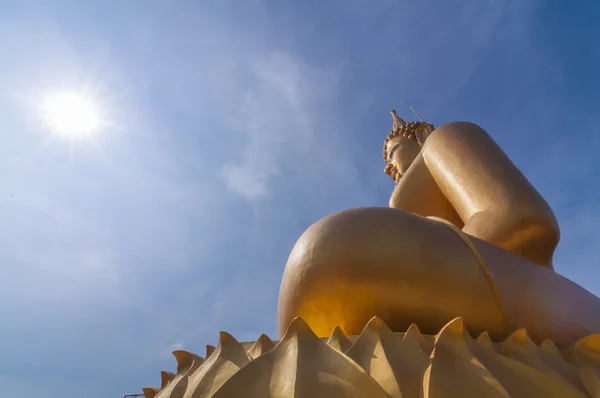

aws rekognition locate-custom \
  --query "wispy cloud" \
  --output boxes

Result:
[220,51,339,200]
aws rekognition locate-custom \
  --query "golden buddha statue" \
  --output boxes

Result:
[278,112,600,347]
[138,110,600,398]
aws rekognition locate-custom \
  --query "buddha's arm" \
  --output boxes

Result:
[389,154,464,227]
[421,122,560,268]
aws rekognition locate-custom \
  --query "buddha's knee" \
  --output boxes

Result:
[277,208,449,336]
[281,207,428,285]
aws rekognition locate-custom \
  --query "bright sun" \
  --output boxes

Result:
[42,92,100,136]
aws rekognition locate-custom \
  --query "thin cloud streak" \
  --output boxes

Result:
[220,51,340,200]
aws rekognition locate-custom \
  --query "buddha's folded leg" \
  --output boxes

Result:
[278,207,509,339]
[277,207,600,347]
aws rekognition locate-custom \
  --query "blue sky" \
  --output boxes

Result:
[1,0,600,396]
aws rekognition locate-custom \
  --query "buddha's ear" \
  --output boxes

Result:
[416,123,434,145]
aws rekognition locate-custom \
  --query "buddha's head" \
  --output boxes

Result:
[383,115,434,181]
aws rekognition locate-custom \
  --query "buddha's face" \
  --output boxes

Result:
[386,136,421,180]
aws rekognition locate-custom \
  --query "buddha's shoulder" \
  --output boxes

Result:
[424,121,489,150]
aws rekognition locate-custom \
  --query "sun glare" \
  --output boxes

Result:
[43,92,100,137]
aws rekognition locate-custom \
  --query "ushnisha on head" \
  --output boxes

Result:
[383,110,434,181]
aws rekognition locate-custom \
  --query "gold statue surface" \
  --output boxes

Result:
[139,110,600,397]
[278,113,600,347]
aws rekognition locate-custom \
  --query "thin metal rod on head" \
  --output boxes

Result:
[405,101,424,122]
